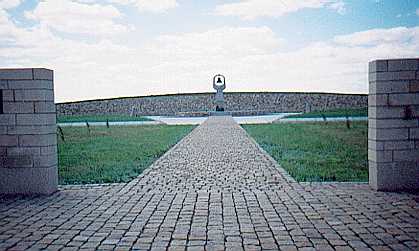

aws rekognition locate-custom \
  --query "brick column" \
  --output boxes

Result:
[368,58,419,191]
[0,68,58,195]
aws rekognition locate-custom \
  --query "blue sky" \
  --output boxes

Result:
[0,0,418,102]
[124,0,419,49]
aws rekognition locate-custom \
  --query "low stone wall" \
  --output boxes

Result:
[56,92,367,116]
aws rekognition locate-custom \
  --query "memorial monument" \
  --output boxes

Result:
[213,74,226,112]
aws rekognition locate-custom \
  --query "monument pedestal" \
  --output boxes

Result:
[213,74,226,112]
[0,68,58,195]
[209,111,232,116]
[368,59,419,192]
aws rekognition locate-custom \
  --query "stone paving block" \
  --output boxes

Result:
[7,125,56,135]
[410,128,419,139]
[383,140,415,150]
[410,80,419,92]
[16,113,56,126]
[393,149,419,161]
[411,104,419,119]
[0,135,18,146]
[34,101,56,113]
[388,93,419,106]
[2,89,14,101]
[0,80,7,89]
[369,60,388,73]
[33,68,53,80]
[369,81,410,94]
[3,102,34,114]
[369,160,419,191]
[7,146,41,156]
[370,71,416,82]
[368,118,418,129]
[40,145,57,155]
[33,153,58,168]
[368,128,408,141]
[14,89,54,102]
[388,59,419,71]
[0,166,57,194]
[18,133,57,147]
[0,114,15,125]
[0,69,33,80]
[3,155,33,168]
[368,94,388,106]
[0,146,6,155]
[368,139,384,151]
[7,80,53,90]
[368,106,405,119]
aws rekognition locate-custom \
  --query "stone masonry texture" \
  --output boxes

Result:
[368,58,419,192]
[0,116,418,251]
[0,68,58,195]
[56,92,367,117]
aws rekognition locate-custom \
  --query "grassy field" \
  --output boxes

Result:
[244,121,368,182]
[57,115,153,123]
[285,107,367,118]
[58,125,194,184]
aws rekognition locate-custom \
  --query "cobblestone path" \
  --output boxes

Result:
[1,116,418,251]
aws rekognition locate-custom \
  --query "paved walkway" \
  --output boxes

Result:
[1,116,418,251]
[146,114,292,125]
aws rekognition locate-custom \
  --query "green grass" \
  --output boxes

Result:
[58,125,194,184]
[57,115,153,123]
[244,121,368,182]
[285,107,367,118]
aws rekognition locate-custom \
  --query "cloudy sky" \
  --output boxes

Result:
[1,0,418,102]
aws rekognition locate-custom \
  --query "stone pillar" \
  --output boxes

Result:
[368,58,419,191]
[0,68,58,195]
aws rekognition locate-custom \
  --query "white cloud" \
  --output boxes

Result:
[109,0,178,13]
[328,1,345,15]
[214,0,346,20]
[0,0,21,27]
[1,2,418,103]
[134,0,178,13]
[153,26,282,57]
[0,0,22,10]
[24,0,129,36]
[333,27,419,46]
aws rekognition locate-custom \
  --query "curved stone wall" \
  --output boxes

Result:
[56,92,367,116]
